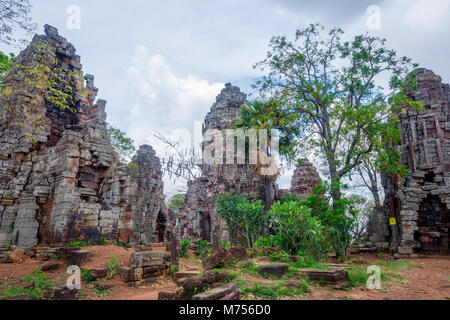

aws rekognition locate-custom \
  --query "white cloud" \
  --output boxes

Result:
[126,45,223,152]
[403,0,450,29]
[126,45,224,195]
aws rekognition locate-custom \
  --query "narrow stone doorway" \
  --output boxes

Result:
[198,211,211,241]
[156,211,167,243]
[415,195,449,254]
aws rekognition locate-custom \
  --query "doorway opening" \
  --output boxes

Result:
[415,195,449,254]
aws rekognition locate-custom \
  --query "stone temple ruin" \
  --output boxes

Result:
[177,84,279,242]
[290,160,322,200]
[1,25,447,261]
[367,68,450,256]
[0,25,170,251]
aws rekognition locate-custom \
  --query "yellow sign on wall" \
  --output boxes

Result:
[389,218,397,225]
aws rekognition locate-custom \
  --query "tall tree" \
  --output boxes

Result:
[0,0,36,45]
[249,24,422,204]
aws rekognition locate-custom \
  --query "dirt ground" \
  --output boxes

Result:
[0,245,449,300]
[307,254,450,300]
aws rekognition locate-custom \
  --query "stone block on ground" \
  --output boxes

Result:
[8,250,25,264]
[41,262,60,272]
[182,270,232,299]
[174,270,200,280]
[202,248,233,270]
[297,268,350,288]
[130,251,165,268]
[229,247,248,262]
[44,285,79,300]
[258,264,289,278]
[192,283,240,300]
[89,268,108,279]
[158,290,180,300]
[220,289,240,300]
[65,250,90,267]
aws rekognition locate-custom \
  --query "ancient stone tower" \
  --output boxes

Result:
[0,25,170,249]
[290,160,322,199]
[178,84,279,242]
[368,68,450,256]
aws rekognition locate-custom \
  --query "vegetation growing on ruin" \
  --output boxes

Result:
[107,125,136,163]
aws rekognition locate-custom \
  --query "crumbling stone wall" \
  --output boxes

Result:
[368,68,450,256]
[0,25,170,249]
[178,84,278,242]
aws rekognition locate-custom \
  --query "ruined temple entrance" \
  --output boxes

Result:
[198,211,211,241]
[156,211,167,243]
[415,195,449,254]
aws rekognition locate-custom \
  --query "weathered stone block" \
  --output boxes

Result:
[130,251,165,268]
[192,283,240,300]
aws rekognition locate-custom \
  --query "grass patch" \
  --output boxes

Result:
[240,262,260,276]
[0,268,54,300]
[377,260,415,270]
[241,280,309,299]
[443,276,450,282]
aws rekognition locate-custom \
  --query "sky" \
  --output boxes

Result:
[2,0,450,196]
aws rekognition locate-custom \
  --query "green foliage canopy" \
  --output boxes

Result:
[246,24,423,202]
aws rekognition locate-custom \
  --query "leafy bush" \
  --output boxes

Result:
[268,251,291,263]
[98,237,108,245]
[105,256,120,278]
[81,269,95,283]
[221,240,231,250]
[196,239,212,258]
[268,201,326,260]
[180,237,192,258]
[303,182,357,261]
[216,194,266,248]
[255,235,283,248]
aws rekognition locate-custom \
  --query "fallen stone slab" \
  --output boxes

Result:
[119,267,142,282]
[219,289,240,300]
[158,290,180,300]
[229,247,248,262]
[175,277,188,286]
[65,250,90,267]
[297,268,350,288]
[42,262,60,272]
[89,268,108,279]
[192,283,240,300]
[202,248,233,270]
[181,270,232,299]
[44,285,79,300]
[258,264,289,278]
[8,250,25,264]
[174,270,200,280]
[130,251,165,268]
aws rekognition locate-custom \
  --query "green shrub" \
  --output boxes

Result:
[180,237,192,258]
[81,269,95,283]
[221,240,231,250]
[98,237,108,245]
[105,256,120,278]
[216,194,266,248]
[268,251,291,263]
[268,201,326,260]
[255,235,283,248]
[196,239,212,258]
